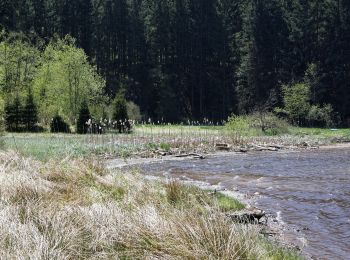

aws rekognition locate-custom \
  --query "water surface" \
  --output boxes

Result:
[140,149,350,259]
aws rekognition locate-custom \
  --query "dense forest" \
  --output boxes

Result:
[0,0,349,126]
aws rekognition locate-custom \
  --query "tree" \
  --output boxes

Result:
[50,114,70,133]
[23,89,38,131]
[0,34,39,96]
[113,92,130,133]
[76,100,91,134]
[281,83,311,126]
[33,36,105,124]
[5,95,23,132]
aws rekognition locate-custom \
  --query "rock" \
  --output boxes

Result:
[228,209,266,224]
[234,147,248,153]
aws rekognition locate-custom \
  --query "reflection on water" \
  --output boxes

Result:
[140,149,350,259]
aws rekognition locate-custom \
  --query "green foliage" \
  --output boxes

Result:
[280,80,334,127]
[251,112,290,136]
[1,0,350,126]
[226,114,257,136]
[50,114,71,133]
[307,104,334,127]
[281,83,311,125]
[226,113,290,136]
[113,92,131,133]
[77,100,91,134]
[0,34,39,96]
[159,142,171,152]
[33,36,105,124]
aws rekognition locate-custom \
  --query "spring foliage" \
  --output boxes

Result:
[0,34,105,131]
[33,36,105,124]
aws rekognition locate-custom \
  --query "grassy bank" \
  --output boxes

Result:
[0,151,301,259]
[2,125,349,161]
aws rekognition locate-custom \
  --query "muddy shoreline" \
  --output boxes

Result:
[106,142,350,259]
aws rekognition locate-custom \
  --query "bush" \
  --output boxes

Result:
[76,100,91,134]
[226,115,255,136]
[50,115,71,133]
[307,104,334,127]
[226,113,290,136]
[251,112,290,135]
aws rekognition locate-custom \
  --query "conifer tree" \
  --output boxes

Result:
[4,96,23,132]
[76,100,91,134]
[23,90,39,132]
[113,92,130,133]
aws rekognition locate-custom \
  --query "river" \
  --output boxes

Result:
[138,148,350,259]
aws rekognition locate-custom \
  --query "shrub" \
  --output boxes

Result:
[307,104,334,127]
[76,100,91,134]
[226,113,290,136]
[50,114,71,133]
[127,101,142,122]
[226,114,255,136]
[251,112,290,135]
[113,92,131,133]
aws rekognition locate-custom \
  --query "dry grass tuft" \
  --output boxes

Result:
[0,151,302,259]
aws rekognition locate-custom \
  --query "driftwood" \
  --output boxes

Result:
[227,209,266,224]
[153,150,172,156]
[216,143,231,151]
[175,153,205,159]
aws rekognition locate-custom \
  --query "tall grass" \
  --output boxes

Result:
[3,123,345,161]
[0,151,302,259]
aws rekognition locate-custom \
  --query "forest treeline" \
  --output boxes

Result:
[0,0,349,125]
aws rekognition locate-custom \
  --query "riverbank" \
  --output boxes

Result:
[3,126,349,161]
[107,150,308,257]
[130,146,350,259]
[0,151,302,259]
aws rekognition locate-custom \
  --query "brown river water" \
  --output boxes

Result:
[138,148,350,260]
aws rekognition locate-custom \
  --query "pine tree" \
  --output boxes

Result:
[113,92,130,133]
[50,114,70,133]
[5,96,23,132]
[23,90,38,132]
[76,100,91,134]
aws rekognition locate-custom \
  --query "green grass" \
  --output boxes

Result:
[291,127,350,138]
[215,192,245,212]
[3,133,93,161]
[3,126,349,161]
